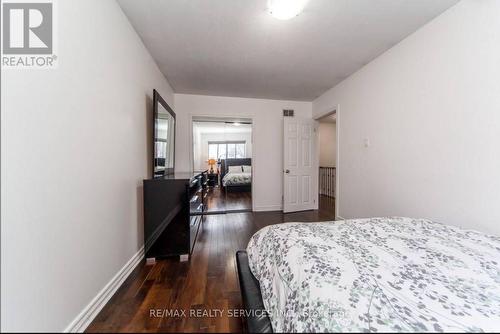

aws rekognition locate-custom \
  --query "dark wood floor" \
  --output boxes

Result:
[205,187,252,212]
[86,196,335,333]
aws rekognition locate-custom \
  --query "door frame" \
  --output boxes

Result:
[314,104,341,220]
[188,113,256,212]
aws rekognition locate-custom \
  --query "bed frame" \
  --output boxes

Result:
[220,158,252,193]
[236,251,273,333]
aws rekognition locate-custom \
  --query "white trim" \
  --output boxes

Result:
[335,104,340,220]
[336,215,346,221]
[253,205,282,212]
[64,247,145,333]
[313,119,319,210]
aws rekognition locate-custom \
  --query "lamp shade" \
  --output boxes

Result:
[207,159,216,173]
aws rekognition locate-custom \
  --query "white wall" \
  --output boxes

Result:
[0,0,174,331]
[175,94,312,211]
[319,122,336,167]
[313,0,500,236]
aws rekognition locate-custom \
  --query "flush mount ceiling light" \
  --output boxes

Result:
[268,0,309,20]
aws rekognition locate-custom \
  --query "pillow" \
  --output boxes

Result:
[228,165,242,173]
[242,165,252,173]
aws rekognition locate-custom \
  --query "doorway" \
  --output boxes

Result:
[192,117,253,214]
[316,111,337,217]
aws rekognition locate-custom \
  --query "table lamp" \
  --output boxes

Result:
[207,159,216,173]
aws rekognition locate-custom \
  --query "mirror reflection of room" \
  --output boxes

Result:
[192,118,252,213]
[153,90,175,177]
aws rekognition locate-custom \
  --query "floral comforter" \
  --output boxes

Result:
[247,217,500,332]
[222,172,251,186]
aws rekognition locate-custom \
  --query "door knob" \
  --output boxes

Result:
[285,169,290,174]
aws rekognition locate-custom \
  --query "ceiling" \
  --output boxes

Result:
[193,121,252,134]
[319,113,336,124]
[118,0,459,101]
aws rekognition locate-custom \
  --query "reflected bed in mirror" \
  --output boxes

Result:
[153,89,175,177]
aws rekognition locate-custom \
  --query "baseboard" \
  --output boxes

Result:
[253,205,282,212]
[336,215,346,221]
[64,246,145,333]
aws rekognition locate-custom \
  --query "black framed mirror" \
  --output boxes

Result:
[153,89,175,177]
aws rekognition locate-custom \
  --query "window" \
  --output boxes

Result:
[208,141,246,160]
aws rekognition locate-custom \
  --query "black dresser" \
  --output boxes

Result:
[143,171,208,260]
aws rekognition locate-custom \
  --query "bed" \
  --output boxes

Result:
[237,217,500,333]
[220,158,252,192]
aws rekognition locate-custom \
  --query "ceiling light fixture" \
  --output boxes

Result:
[268,0,309,20]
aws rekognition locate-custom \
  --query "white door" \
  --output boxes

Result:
[283,117,318,213]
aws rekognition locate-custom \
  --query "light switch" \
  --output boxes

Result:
[364,138,370,148]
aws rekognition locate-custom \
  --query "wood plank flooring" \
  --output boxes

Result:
[205,187,252,212]
[86,196,335,333]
